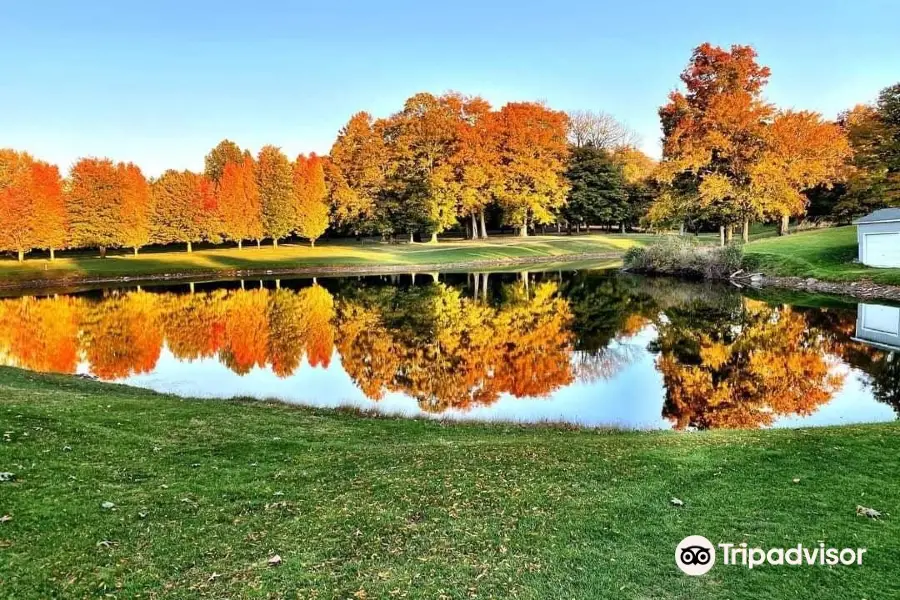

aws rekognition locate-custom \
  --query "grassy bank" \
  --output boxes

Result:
[744,226,900,286]
[1,368,898,599]
[0,235,641,285]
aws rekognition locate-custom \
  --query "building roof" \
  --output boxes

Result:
[854,208,900,225]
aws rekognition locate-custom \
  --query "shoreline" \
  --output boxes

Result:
[0,251,623,292]
[754,274,900,302]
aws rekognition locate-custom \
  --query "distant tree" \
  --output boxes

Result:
[751,110,851,234]
[217,155,263,248]
[67,158,125,257]
[292,153,329,246]
[612,146,658,230]
[28,160,67,260]
[833,86,900,219]
[204,139,244,186]
[117,162,152,254]
[0,150,36,261]
[328,112,387,234]
[150,170,208,252]
[492,102,570,236]
[567,110,638,149]
[563,145,628,232]
[256,146,294,246]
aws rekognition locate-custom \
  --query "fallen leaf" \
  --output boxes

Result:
[792,478,801,484]
[0,515,11,523]
[268,554,282,567]
[670,497,684,507]
[101,501,115,510]
[856,505,882,519]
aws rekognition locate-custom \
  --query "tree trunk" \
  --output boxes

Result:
[520,222,528,237]
[482,272,489,300]
[479,210,488,239]
[779,214,790,236]
[134,246,139,256]
[679,222,685,236]
[273,238,278,248]
[409,232,414,243]
[742,218,750,244]
[189,281,195,294]
[17,250,24,262]
[726,226,733,243]
[99,246,107,259]
[257,239,261,248]
[187,241,192,253]
[238,240,242,249]
[719,226,725,247]
[471,213,479,239]
[50,248,55,261]
[430,232,438,244]
[240,279,245,290]
[620,222,626,234]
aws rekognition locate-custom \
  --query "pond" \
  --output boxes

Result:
[0,270,897,430]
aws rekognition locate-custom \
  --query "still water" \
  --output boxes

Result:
[0,270,897,430]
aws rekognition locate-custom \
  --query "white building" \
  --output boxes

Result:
[854,302,900,351]
[855,208,900,268]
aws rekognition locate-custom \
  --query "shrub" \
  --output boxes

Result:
[623,236,743,279]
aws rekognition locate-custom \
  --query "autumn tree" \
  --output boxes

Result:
[67,158,136,257]
[612,146,658,230]
[0,150,37,261]
[292,153,329,246]
[204,139,244,186]
[257,145,294,246]
[328,112,387,233]
[217,155,263,248]
[117,162,152,254]
[442,96,498,238]
[832,85,900,219]
[750,110,850,234]
[657,43,773,243]
[29,160,67,260]
[492,102,570,236]
[150,170,212,252]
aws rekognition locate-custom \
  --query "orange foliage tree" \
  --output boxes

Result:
[328,112,388,234]
[67,158,127,257]
[491,102,570,236]
[0,150,37,261]
[82,292,163,378]
[292,153,329,246]
[217,155,263,248]
[117,162,152,254]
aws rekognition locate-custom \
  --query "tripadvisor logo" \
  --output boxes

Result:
[675,536,868,575]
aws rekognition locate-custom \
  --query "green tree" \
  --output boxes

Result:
[563,145,628,232]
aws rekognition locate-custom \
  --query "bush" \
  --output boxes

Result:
[623,236,743,279]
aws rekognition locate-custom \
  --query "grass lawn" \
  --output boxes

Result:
[0,234,641,284]
[1,367,898,599]
[744,226,900,286]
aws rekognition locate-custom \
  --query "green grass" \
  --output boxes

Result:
[1,367,898,599]
[0,234,642,284]
[745,226,900,286]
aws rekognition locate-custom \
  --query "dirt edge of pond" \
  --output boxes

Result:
[755,275,900,302]
[0,251,623,292]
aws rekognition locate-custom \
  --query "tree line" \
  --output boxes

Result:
[2,42,898,261]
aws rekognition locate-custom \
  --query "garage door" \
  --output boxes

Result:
[865,233,900,268]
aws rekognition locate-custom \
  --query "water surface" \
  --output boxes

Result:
[0,270,897,430]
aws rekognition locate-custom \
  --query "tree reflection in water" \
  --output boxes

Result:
[0,272,896,429]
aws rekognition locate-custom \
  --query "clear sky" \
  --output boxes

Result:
[2,0,898,176]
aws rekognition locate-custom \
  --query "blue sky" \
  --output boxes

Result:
[2,0,898,176]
